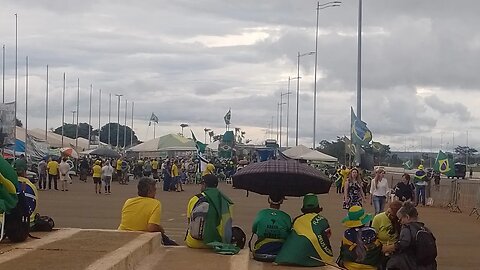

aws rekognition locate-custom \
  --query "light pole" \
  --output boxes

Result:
[124,99,127,148]
[71,111,76,124]
[115,94,122,148]
[280,92,290,148]
[356,0,363,120]
[45,65,48,140]
[108,93,111,145]
[296,51,315,146]
[180,124,189,136]
[204,128,211,144]
[75,78,80,151]
[313,1,341,149]
[286,76,299,147]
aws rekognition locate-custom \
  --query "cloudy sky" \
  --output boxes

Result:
[1,0,479,152]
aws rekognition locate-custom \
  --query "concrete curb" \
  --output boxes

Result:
[85,231,162,270]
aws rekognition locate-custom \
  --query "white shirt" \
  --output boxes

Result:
[102,165,114,177]
[59,161,71,181]
[370,177,389,197]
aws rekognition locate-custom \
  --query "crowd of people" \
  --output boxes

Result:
[115,163,437,270]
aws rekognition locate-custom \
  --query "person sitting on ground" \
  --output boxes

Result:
[250,194,291,262]
[185,174,233,249]
[372,201,402,269]
[338,206,382,270]
[383,202,437,270]
[118,177,166,234]
[275,194,334,267]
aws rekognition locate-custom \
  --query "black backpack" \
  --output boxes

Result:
[31,213,55,232]
[410,223,437,266]
[5,192,30,242]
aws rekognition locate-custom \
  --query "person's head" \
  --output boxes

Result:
[341,165,346,170]
[402,173,411,183]
[349,168,360,182]
[417,164,424,171]
[301,193,322,214]
[95,160,101,166]
[268,194,284,209]
[201,174,218,191]
[396,201,418,225]
[62,157,67,162]
[137,177,157,198]
[20,154,25,159]
[385,200,403,235]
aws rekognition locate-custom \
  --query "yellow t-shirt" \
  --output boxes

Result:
[47,161,59,175]
[185,194,208,249]
[92,165,102,178]
[118,197,161,231]
[340,169,350,188]
[171,164,179,177]
[116,159,122,171]
[371,212,398,245]
[152,160,159,170]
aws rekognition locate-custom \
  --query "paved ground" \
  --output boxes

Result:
[19,176,480,269]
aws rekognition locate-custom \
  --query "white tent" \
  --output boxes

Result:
[129,134,196,157]
[16,127,90,151]
[282,144,338,162]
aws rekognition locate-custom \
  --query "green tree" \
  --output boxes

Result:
[454,146,478,163]
[98,123,139,147]
[54,123,93,140]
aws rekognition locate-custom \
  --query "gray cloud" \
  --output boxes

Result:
[424,94,472,121]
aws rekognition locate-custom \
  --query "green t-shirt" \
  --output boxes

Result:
[252,208,292,240]
[371,212,398,244]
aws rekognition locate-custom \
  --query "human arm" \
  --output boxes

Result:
[146,223,165,234]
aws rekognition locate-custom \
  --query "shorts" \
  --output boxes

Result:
[93,177,101,184]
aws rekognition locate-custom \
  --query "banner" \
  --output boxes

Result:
[224,109,231,125]
[26,135,49,162]
[0,102,16,147]
[433,150,455,177]
[350,107,372,146]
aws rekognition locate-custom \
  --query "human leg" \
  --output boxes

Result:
[373,196,381,215]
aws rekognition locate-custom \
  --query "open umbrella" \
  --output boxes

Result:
[90,147,120,158]
[232,159,332,197]
[60,147,79,159]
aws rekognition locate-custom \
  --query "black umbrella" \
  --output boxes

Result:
[232,159,332,197]
[90,147,120,158]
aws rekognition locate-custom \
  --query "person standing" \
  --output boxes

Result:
[116,157,123,183]
[414,165,427,206]
[143,159,152,177]
[340,165,351,193]
[92,160,103,194]
[79,158,89,182]
[394,173,415,202]
[343,168,365,210]
[47,157,59,190]
[102,160,114,194]
[162,160,172,191]
[37,158,47,190]
[151,158,159,180]
[171,160,180,191]
[58,157,71,191]
[370,168,390,215]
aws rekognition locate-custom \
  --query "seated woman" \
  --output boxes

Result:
[275,194,334,267]
[383,202,437,270]
[338,206,382,270]
[372,201,402,269]
[250,194,291,262]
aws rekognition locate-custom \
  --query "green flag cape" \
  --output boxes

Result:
[202,188,233,245]
[0,157,19,213]
[433,150,455,177]
[275,213,333,267]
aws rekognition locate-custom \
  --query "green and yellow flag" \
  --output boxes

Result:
[0,156,19,213]
[433,150,455,177]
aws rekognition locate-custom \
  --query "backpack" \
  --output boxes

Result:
[31,213,55,232]
[4,192,30,242]
[410,224,437,266]
[189,194,209,240]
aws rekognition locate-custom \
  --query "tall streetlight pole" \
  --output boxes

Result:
[280,92,289,148]
[25,56,28,155]
[124,99,127,148]
[286,76,299,147]
[61,73,66,147]
[98,89,102,143]
[108,93,111,145]
[75,78,80,151]
[2,45,5,103]
[276,102,280,142]
[313,1,341,149]
[295,51,315,146]
[131,101,134,147]
[356,0,363,120]
[45,65,49,140]
[88,84,92,149]
[14,14,18,152]
[115,94,122,148]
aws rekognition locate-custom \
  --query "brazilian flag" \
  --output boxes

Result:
[433,150,455,177]
[275,213,333,267]
[0,157,19,214]
[202,188,233,245]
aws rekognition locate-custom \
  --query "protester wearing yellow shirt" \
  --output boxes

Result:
[119,178,165,232]
[92,160,103,194]
[372,201,402,245]
[340,166,351,191]
[47,158,59,190]
[152,158,159,180]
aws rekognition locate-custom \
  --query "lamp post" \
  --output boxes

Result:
[204,128,211,144]
[115,94,122,148]
[286,76,299,147]
[313,1,341,149]
[356,0,363,120]
[280,92,290,148]
[180,123,189,136]
[295,51,315,146]
[124,99,128,148]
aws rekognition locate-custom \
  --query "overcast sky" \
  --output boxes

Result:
[1,0,479,152]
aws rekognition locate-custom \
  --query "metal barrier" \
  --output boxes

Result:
[386,172,480,217]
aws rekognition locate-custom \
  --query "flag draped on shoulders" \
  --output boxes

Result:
[350,107,372,146]
[202,188,233,245]
[224,109,231,125]
[433,150,455,177]
[148,113,159,126]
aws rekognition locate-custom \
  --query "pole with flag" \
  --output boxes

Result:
[433,150,455,177]
[224,109,231,131]
[350,107,372,166]
[75,78,79,151]
[14,14,18,155]
[88,84,92,149]
[149,113,159,139]
[45,65,49,141]
[62,73,65,147]
[99,89,102,143]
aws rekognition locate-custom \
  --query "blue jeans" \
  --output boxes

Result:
[416,185,426,206]
[373,196,386,215]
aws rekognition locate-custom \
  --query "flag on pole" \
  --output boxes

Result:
[191,130,207,153]
[350,107,372,146]
[148,113,159,126]
[433,150,455,177]
[403,160,413,170]
[224,109,231,125]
